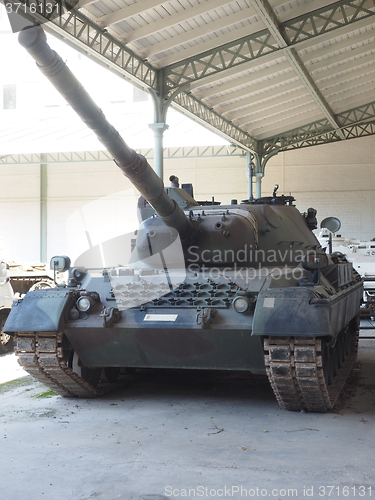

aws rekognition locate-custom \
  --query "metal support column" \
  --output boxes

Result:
[251,152,263,198]
[149,73,189,180]
[40,153,47,263]
[253,142,281,198]
[255,174,262,199]
[246,151,253,200]
[148,122,169,179]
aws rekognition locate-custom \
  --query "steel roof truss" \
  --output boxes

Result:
[283,0,375,44]
[262,100,375,153]
[338,100,375,126]
[0,145,247,165]
[166,30,276,87]
[164,0,375,86]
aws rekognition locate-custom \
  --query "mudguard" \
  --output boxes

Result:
[3,289,74,333]
[252,275,363,339]
[252,287,332,337]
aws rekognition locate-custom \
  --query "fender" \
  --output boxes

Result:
[252,287,332,338]
[4,289,75,334]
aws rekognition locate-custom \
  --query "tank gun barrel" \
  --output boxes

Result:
[18,25,193,239]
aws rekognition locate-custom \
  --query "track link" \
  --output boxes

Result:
[15,332,103,398]
[264,317,359,412]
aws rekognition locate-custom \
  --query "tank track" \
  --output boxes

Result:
[14,332,103,398]
[14,319,359,408]
[264,317,359,412]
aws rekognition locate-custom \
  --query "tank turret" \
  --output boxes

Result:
[4,25,363,412]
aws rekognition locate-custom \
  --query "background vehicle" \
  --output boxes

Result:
[0,261,14,353]
[0,260,56,354]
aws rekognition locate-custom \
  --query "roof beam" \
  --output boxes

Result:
[250,0,345,140]
[196,59,293,100]
[96,0,168,28]
[255,111,326,139]
[234,94,314,126]
[76,0,96,8]
[335,96,375,117]
[237,99,317,129]
[234,76,375,127]
[142,7,258,60]
[219,81,305,116]
[275,0,343,24]
[122,0,236,42]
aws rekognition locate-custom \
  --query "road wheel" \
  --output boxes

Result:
[29,280,55,291]
[70,351,101,387]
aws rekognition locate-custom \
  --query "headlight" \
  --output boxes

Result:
[233,296,251,314]
[76,295,95,312]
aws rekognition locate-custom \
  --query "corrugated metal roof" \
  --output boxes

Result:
[3,0,375,156]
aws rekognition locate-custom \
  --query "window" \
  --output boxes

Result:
[3,85,16,109]
[133,86,148,102]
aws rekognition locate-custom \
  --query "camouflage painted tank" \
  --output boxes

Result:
[4,25,363,411]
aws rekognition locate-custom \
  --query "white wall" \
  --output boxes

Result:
[263,134,375,240]
[0,164,40,261]
[1,134,375,263]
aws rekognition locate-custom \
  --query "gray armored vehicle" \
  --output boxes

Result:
[0,261,55,353]
[4,25,363,411]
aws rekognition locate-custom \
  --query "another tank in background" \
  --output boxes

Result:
[3,25,363,412]
[318,219,375,317]
[0,262,14,354]
[0,260,56,353]
[7,260,55,296]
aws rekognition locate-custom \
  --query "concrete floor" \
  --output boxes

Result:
[1,339,375,500]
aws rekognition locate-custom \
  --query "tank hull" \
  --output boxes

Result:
[5,267,362,376]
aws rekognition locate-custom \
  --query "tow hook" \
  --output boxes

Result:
[100,307,122,327]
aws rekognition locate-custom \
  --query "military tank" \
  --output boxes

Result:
[4,25,363,411]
